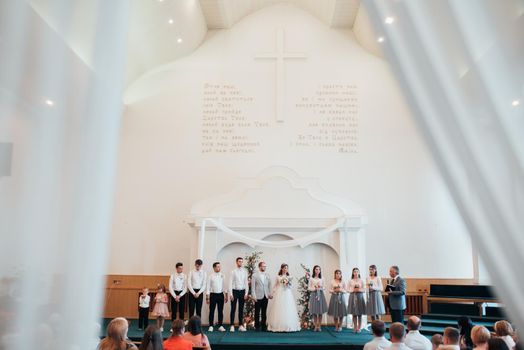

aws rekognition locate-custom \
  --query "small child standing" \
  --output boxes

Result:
[152,284,170,332]
[138,287,151,330]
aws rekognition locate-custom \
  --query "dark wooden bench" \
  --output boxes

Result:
[427,284,502,316]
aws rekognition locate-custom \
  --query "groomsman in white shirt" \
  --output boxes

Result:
[228,257,249,332]
[206,261,228,332]
[169,262,187,322]
[188,259,207,318]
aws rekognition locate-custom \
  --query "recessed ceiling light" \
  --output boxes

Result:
[377,37,385,43]
[45,99,54,106]
[168,19,174,24]
[177,38,183,43]
[385,17,395,24]
[512,99,520,106]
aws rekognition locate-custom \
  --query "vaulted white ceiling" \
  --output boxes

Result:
[199,0,361,29]
[125,0,383,85]
[29,0,383,89]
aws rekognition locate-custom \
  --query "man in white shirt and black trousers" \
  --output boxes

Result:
[188,259,207,318]
[207,261,228,332]
[169,262,187,322]
[229,257,249,332]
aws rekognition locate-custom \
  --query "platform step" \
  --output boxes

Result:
[421,313,504,323]
[421,318,494,328]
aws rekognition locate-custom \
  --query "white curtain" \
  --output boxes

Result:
[0,0,129,349]
[364,0,524,330]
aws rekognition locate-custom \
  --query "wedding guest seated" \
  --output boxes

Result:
[440,327,461,350]
[387,322,413,350]
[98,317,138,350]
[495,321,516,350]
[183,316,211,350]
[458,317,474,350]
[163,319,192,350]
[405,316,432,350]
[364,320,392,350]
[432,334,444,350]
[471,326,491,350]
[488,338,511,350]
[139,325,163,350]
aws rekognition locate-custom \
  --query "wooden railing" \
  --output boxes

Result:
[382,292,426,316]
[103,275,477,319]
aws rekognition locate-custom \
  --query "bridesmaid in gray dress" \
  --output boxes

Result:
[308,265,328,332]
[366,264,385,320]
[347,267,366,333]
[327,269,347,332]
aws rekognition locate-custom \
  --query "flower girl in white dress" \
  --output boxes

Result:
[267,263,301,332]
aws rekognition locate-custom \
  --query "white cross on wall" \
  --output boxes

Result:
[255,28,307,123]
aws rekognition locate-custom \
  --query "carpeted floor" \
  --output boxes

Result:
[101,314,498,350]
[102,318,375,349]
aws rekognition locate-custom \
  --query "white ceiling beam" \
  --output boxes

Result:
[329,0,360,28]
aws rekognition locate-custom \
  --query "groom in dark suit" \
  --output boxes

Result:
[387,265,406,324]
[251,261,273,331]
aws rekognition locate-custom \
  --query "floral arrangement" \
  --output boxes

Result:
[242,250,263,329]
[297,263,313,329]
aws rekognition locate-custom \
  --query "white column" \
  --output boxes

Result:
[198,224,206,260]
[344,227,367,329]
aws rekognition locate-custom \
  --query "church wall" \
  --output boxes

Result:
[110,3,474,279]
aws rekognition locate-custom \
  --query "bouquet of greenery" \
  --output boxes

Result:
[297,263,313,329]
[242,250,263,329]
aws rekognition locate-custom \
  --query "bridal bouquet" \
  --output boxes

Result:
[281,276,292,288]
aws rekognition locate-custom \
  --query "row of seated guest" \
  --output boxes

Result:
[98,314,517,350]
[98,316,211,350]
[364,318,520,350]
[139,317,211,350]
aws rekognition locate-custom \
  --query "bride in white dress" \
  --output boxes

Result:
[267,263,301,332]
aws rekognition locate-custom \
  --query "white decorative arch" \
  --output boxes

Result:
[187,166,368,275]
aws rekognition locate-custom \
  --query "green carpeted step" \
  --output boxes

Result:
[422,313,504,323]
[207,328,375,345]
[101,319,380,347]
[420,318,495,330]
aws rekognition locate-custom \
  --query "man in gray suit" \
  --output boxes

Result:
[387,265,407,324]
[251,261,273,331]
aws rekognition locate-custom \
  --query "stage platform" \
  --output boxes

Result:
[204,328,373,350]
[102,318,375,350]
